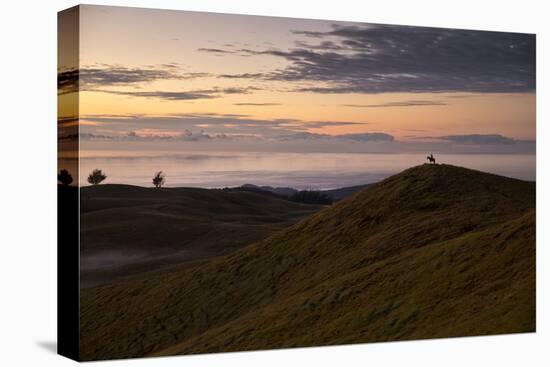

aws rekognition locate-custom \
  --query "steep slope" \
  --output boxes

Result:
[80,185,322,287]
[80,165,535,360]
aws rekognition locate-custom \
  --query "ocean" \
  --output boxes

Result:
[76,152,536,189]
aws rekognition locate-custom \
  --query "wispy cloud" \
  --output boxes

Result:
[58,69,79,95]
[337,132,394,142]
[275,131,394,141]
[343,100,447,108]
[298,121,367,128]
[77,113,534,154]
[89,87,259,101]
[81,66,181,86]
[94,89,217,100]
[416,134,533,145]
[79,113,370,140]
[218,73,266,79]
[57,116,79,127]
[58,64,212,95]
[233,102,281,106]
[80,127,392,144]
[196,48,233,54]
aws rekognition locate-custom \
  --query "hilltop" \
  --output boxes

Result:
[80,185,323,287]
[80,164,535,360]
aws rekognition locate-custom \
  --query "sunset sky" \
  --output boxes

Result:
[59,5,536,186]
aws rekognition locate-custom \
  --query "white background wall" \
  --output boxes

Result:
[0,0,548,365]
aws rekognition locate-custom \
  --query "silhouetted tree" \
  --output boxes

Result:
[87,169,107,185]
[58,169,73,186]
[290,190,333,205]
[152,171,166,188]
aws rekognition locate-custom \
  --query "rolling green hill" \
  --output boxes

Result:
[80,164,535,360]
[80,185,323,287]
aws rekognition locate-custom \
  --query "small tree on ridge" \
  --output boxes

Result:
[87,169,107,185]
[153,171,166,188]
[58,169,73,186]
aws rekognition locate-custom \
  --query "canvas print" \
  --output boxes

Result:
[58,5,536,361]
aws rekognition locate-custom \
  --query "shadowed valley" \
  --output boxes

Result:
[80,185,323,287]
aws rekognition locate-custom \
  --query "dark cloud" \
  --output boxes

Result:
[197,48,233,54]
[58,69,78,95]
[78,133,116,140]
[176,112,252,118]
[338,132,395,142]
[81,114,365,130]
[219,73,266,79]
[95,90,217,100]
[79,113,369,139]
[77,113,533,154]
[301,121,366,128]
[420,134,522,145]
[445,94,479,99]
[78,113,528,153]
[233,102,281,106]
[80,66,180,86]
[78,113,144,119]
[223,87,260,94]
[108,129,393,144]
[79,130,216,142]
[293,40,346,51]
[63,129,395,143]
[58,133,79,142]
[343,100,447,108]
[276,131,394,142]
[58,65,211,94]
[413,134,535,145]
[93,87,258,101]
[160,63,182,69]
[129,129,216,141]
[57,116,79,126]
[207,24,535,94]
[290,29,326,38]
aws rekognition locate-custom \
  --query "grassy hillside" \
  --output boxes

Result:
[80,164,535,360]
[80,185,322,287]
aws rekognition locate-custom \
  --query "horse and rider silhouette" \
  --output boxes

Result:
[426,154,436,164]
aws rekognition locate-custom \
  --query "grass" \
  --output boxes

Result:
[79,164,535,360]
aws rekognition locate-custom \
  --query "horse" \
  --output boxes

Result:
[426,154,436,164]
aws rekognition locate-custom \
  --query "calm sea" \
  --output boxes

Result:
[76,152,536,189]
